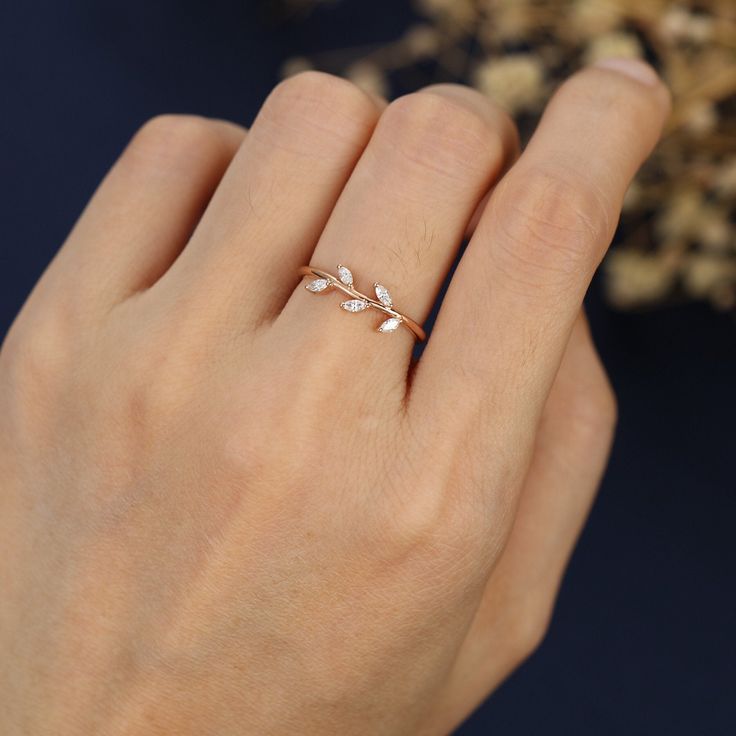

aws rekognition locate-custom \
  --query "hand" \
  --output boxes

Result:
[0,60,669,735]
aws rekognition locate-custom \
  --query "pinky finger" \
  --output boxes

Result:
[421,313,616,733]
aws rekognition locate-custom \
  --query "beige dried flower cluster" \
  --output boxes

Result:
[277,0,736,311]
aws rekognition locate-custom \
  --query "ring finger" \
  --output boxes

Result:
[279,85,518,362]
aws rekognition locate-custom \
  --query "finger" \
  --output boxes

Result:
[410,60,669,498]
[424,314,617,732]
[464,141,520,239]
[39,116,246,313]
[157,72,384,328]
[279,84,518,357]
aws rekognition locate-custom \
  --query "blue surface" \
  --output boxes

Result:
[1,2,734,732]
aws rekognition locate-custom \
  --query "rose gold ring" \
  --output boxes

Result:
[299,264,426,342]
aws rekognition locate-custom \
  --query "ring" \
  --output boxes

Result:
[299,264,426,341]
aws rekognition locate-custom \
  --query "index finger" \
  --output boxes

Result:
[409,60,669,486]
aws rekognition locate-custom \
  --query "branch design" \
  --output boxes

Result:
[301,264,422,338]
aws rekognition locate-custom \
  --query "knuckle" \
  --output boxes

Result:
[487,164,614,292]
[383,487,450,555]
[222,420,319,503]
[504,597,553,666]
[377,463,487,572]
[271,70,362,103]
[99,328,184,439]
[378,91,503,181]
[118,338,200,430]
[567,366,618,442]
[217,366,330,492]
[126,114,228,168]
[0,323,25,380]
[0,321,74,440]
[0,317,70,395]
[261,71,377,148]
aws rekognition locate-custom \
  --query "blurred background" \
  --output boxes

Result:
[1,1,734,733]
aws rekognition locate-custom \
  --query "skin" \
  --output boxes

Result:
[0,59,670,734]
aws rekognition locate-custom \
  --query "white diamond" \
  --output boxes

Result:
[306,278,329,293]
[337,265,354,286]
[374,283,393,307]
[378,317,401,333]
[341,299,368,313]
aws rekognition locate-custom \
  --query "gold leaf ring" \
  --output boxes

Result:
[298,264,426,341]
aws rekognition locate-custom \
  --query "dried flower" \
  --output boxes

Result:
[414,0,476,26]
[481,0,535,43]
[695,205,733,253]
[683,254,733,300]
[584,31,643,64]
[683,101,719,137]
[275,0,736,311]
[403,24,441,60]
[605,251,675,308]
[714,159,736,198]
[659,6,714,45]
[473,55,545,113]
[655,190,705,243]
[346,61,388,98]
[571,0,623,35]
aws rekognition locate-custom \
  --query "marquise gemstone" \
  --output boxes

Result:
[337,265,354,287]
[378,317,401,332]
[374,284,393,307]
[306,278,329,293]
[341,299,368,312]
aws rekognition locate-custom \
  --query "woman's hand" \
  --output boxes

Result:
[0,60,669,735]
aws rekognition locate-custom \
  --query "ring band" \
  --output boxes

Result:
[299,264,426,342]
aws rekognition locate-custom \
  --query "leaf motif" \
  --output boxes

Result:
[378,317,401,333]
[337,265,354,287]
[305,278,329,293]
[341,299,368,313]
[374,283,393,307]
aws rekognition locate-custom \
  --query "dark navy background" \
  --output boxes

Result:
[1,2,734,733]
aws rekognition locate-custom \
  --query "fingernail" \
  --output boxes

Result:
[593,57,660,86]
